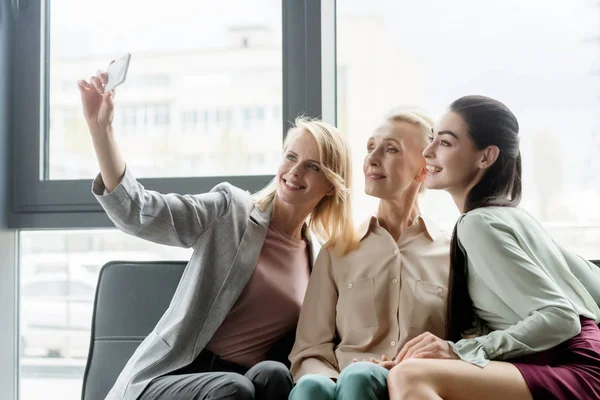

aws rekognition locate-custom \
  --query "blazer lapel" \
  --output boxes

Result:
[192,202,273,360]
[222,202,273,301]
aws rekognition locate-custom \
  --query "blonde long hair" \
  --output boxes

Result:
[253,116,358,255]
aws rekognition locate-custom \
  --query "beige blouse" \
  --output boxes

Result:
[290,215,451,381]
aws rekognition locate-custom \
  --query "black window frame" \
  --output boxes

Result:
[8,0,335,229]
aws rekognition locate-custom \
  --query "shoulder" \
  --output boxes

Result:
[312,246,336,275]
[205,183,257,224]
[458,207,507,229]
[457,207,523,247]
[420,215,451,246]
[209,182,249,198]
[210,182,253,207]
[315,246,333,264]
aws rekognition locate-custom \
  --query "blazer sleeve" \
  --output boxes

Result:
[92,166,231,248]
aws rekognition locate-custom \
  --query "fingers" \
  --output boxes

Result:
[97,60,113,88]
[77,79,91,89]
[90,76,104,94]
[81,60,113,96]
[412,351,438,359]
[97,69,109,85]
[77,79,92,94]
[407,343,438,359]
[401,346,419,361]
[395,337,418,362]
[351,355,398,371]
[380,360,397,370]
[397,334,454,361]
[401,339,428,361]
[102,90,114,108]
[77,80,101,103]
[395,333,429,362]
[90,67,109,94]
[353,357,379,364]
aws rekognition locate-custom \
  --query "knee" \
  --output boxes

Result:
[337,362,388,396]
[387,359,428,398]
[338,361,387,384]
[290,375,335,400]
[246,360,293,397]
[210,375,255,400]
[247,360,292,384]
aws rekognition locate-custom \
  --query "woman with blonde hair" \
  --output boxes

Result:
[289,107,451,400]
[77,65,355,400]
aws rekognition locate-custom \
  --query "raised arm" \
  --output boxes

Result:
[79,64,233,248]
[92,168,232,248]
[78,64,125,192]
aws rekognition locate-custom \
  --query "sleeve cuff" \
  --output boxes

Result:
[91,167,139,207]
[448,339,491,368]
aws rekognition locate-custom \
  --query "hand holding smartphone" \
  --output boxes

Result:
[104,53,131,92]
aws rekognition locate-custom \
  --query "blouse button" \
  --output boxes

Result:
[394,249,400,255]
[348,283,353,289]
[392,278,399,284]
[391,341,396,347]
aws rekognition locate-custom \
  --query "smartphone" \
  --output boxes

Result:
[104,53,131,92]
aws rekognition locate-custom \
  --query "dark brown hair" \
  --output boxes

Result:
[445,95,522,341]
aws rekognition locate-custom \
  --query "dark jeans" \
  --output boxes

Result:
[139,349,293,400]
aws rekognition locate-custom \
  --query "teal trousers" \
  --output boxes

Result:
[289,362,389,400]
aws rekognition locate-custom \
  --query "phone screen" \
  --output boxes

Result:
[104,53,131,92]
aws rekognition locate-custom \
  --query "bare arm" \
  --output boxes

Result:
[78,64,231,248]
[77,63,125,192]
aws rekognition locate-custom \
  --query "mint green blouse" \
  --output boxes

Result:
[448,207,600,367]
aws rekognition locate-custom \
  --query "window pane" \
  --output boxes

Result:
[19,230,192,400]
[48,0,282,180]
[337,1,600,259]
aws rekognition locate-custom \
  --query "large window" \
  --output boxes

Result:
[11,0,323,229]
[337,0,600,259]
[8,1,599,400]
[18,230,192,400]
[9,1,328,399]
[48,0,282,180]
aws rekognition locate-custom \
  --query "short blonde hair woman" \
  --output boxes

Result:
[78,63,355,400]
[289,106,451,400]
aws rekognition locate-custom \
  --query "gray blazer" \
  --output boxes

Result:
[92,168,315,400]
